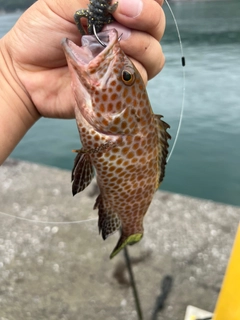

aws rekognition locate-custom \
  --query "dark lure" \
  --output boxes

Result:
[74,0,118,35]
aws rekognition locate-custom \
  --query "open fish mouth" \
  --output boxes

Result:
[61,29,118,67]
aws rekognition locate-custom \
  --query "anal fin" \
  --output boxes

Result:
[94,194,121,240]
[71,150,94,196]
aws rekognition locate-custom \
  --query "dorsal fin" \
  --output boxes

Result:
[154,114,171,188]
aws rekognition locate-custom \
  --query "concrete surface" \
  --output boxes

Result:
[0,158,239,320]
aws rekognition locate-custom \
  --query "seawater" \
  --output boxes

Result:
[1,1,240,206]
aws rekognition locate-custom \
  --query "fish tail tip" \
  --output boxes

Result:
[109,233,143,259]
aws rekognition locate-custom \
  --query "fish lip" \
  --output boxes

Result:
[61,29,118,67]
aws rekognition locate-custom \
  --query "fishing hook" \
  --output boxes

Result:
[93,24,123,47]
[93,24,107,47]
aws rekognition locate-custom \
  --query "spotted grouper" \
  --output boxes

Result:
[62,29,170,258]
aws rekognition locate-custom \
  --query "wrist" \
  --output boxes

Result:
[0,36,40,164]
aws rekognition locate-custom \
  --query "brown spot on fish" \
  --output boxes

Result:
[122,147,129,155]
[116,160,123,166]
[112,147,120,154]
[102,118,109,126]
[121,121,127,130]
[107,103,113,112]
[116,101,121,111]
[102,94,108,101]
[109,155,117,161]
[123,88,128,98]
[116,84,122,92]
[113,117,121,125]
[126,151,134,159]
[126,96,132,104]
[110,80,117,86]
[111,93,118,101]
[136,149,143,156]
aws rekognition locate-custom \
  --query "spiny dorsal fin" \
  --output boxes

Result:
[94,194,121,240]
[154,114,171,188]
[71,151,94,196]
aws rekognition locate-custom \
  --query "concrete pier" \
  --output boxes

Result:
[0,159,239,320]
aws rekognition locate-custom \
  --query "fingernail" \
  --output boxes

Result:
[104,23,131,41]
[117,0,143,18]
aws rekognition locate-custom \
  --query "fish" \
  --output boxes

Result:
[62,29,170,259]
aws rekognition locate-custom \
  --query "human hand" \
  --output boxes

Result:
[1,0,165,120]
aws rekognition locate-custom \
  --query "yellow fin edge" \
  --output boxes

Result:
[110,233,143,259]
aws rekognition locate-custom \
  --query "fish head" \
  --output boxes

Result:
[62,29,146,135]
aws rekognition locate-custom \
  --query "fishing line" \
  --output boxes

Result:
[164,0,186,163]
[124,247,143,320]
[0,210,97,225]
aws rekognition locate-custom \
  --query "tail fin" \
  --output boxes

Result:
[110,232,143,259]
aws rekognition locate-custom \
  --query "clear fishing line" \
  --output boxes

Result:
[0,210,97,224]
[0,0,184,225]
[164,0,186,163]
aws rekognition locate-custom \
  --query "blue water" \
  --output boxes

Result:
[1,1,240,206]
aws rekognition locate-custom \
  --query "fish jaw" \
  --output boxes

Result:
[62,29,119,87]
[63,27,118,62]
[61,29,119,121]
[62,29,143,136]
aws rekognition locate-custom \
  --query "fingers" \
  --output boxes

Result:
[108,0,165,81]
[104,22,165,81]
[113,0,166,41]
[48,0,165,82]
[47,0,166,81]
[123,31,165,81]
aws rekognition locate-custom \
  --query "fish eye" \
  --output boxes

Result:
[121,69,136,86]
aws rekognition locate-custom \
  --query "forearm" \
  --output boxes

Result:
[0,36,40,165]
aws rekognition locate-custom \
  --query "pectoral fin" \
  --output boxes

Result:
[94,194,121,240]
[71,150,94,196]
[71,139,121,196]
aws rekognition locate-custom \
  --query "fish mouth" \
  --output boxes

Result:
[61,29,118,68]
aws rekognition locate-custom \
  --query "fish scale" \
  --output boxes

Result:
[62,29,170,258]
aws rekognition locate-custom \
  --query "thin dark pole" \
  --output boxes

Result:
[123,247,143,320]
